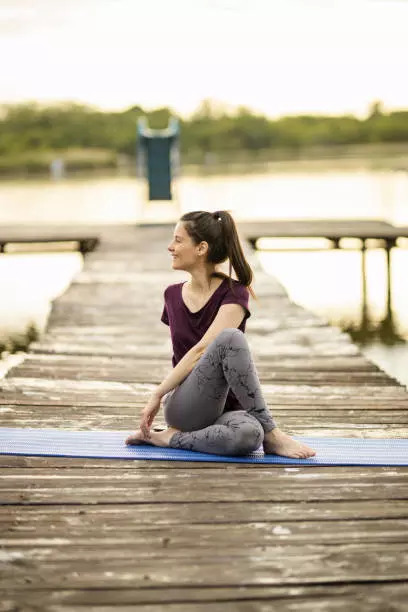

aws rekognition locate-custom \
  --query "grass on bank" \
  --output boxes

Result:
[1,142,408,178]
[0,323,39,354]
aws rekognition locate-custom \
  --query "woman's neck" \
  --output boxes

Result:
[188,269,219,293]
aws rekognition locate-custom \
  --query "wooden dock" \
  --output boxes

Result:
[1,221,408,610]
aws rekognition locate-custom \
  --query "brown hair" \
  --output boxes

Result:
[179,210,257,299]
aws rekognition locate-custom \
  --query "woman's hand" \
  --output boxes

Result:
[139,394,162,438]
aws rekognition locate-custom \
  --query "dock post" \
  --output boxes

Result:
[385,238,395,320]
[361,238,369,327]
[378,238,403,342]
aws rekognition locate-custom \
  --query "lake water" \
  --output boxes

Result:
[1,166,408,387]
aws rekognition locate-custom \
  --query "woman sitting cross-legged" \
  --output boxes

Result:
[125,210,316,459]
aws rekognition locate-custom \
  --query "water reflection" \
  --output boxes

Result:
[258,246,408,386]
[257,237,408,347]
[0,323,39,354]
[347,246,405,347]
[337,281,406,348]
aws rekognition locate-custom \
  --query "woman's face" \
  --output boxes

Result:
[167,222,207,271]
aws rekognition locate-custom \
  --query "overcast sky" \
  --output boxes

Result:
[0,0,407,118]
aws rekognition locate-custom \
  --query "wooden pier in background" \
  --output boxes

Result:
[1,221,408,610]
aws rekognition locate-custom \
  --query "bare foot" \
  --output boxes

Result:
[263,428,316,459]
[125,427,181,448]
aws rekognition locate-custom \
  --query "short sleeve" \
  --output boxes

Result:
[160,288,169,326]
[220,284,251,322]
[161,303,169,326]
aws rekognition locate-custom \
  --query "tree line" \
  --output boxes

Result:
[0,99,407,169]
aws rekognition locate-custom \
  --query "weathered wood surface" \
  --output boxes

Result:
[1,222,408,610]
[1,585,408,612]
[237,218,408,240]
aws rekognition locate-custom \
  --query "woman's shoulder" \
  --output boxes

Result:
[163,281,184,298]
[223,277,249,295]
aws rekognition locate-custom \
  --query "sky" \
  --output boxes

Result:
[0,0,407,119]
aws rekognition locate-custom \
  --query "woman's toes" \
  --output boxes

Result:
[304,445,316,457]
[125,429,146,445]
[297,443,314,458]
[125,427,180,448]
[263,429,316,459]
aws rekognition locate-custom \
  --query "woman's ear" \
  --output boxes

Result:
[198,241,209,257]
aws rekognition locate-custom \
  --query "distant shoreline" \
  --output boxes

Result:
[1,142,408,180]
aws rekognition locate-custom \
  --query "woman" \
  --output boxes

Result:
[126,210,315,459]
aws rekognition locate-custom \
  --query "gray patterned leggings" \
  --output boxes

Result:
[163,328,277,456]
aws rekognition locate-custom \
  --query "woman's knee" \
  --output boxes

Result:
[215,328,245,346]
[225,420,264,456]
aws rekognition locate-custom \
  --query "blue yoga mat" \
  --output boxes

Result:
[0,427,407,465]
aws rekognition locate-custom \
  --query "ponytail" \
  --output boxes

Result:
[180,210,257,299]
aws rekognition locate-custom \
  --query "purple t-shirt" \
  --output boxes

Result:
[161,276,251,412]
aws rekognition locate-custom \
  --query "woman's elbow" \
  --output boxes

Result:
[192,343,206,362]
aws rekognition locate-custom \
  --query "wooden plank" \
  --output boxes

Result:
[237,218,408,239]
[8,365,394,385]
[1,544,408,589]
[8,352,380,371]
[2,476,408,504]
[4,378,406,399]
[3,518,408,547]
[3,404,408,421]
[2,394,408,410]
[1,498,407,520]
[2,582,408,610]
[2,418,407,433]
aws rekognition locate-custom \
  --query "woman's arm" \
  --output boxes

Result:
[153,345,203,399]
[152,303,246,400]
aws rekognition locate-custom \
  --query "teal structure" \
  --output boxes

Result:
[137,117,179,201]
